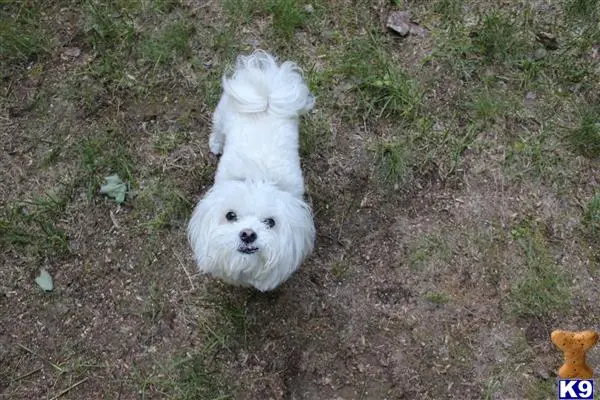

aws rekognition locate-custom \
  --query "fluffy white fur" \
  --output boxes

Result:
[188,50,316,292]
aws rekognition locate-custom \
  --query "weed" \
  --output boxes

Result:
[138,21,193,66]
[509,221,572,318]
[375,139,413,187]
[339,33,422,121]
[0,2,49,64]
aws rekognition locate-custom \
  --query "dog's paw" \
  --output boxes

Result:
[208,136,223,156]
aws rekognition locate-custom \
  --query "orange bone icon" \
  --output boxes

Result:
[551,330,598,379]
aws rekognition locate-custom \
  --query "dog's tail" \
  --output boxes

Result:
[222,50,315,118]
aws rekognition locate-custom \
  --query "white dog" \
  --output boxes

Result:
[187,51,316,292]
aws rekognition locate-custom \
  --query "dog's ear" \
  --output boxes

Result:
[188,188,222,255]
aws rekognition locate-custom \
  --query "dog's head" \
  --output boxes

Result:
[188,180,315,291]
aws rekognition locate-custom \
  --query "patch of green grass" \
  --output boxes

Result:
[471,10,528,64]
[434,0,464,24]
[168,354,233,400]
[424,291,450,305]
[152,128,190,155]
[338,33,422,121]
[526,379,555,399]
[504,125,563,181]
[409,234,450,270]
[375,139,413,187]
[583,192,600,235]
[467,88,507,123]
[138,21,194,66]
[78,130,135,198]
[265,0,309,40]
[82,1,135,52]
[564,0,600,24]
[0,1,49,64]
[135,179,192,231]
[0,194,69,257]
[509,221,572,318]
[567,104,600,158]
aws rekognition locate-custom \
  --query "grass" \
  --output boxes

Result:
[0,1,49,65]
[567,104,600,158]
[338,33,423,121]
[138,21,194,66]
[375,139,413,188]
[2,0,600,398]
[78,130,135,198]
[0,194,70,257]
[135,178,193,232]
[508,221,572,318]
[583,192,600,235]
[409,234,451,270]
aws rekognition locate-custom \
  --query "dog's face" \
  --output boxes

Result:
[188,180,315,290]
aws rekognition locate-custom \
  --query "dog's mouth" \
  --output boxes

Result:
[238,246,259,255]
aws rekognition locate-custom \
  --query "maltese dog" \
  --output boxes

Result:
[188,50,316,292]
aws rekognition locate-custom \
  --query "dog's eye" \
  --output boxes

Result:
[263,218,275,228]
[225,211,237,222]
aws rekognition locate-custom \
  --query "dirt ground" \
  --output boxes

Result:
[1,0,599,399]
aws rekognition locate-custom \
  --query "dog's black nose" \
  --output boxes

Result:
[240,229,257,244]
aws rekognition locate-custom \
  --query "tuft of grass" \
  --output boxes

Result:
[567,105,600,158]
[564,0,600,24]
[471,11,527,64]
[504,125,563,181]
[1,194,70,257]
[135,179,192,232]
[375,139,413,187]
[339,33,422,121]
[0,2,49,64]
[424,291,450,305]
[138,21,194,66]
[169,354,233,400]
[83,1,135,52]
[434,0,464,24]
[265,0,309,40]
[508,221,572,318]
[409,234,451,270]
[300,111,331,158]
[78,131,135,198]
[467,88,507,124]
[583,192,600,235]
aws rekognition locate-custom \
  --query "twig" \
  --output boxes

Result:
[173,249,195,290]
[49,377,89,400]
[16,343,63,372]
[12,367,42,382]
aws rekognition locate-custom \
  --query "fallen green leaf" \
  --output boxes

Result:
[100,174,128,204]
[35,269,54,292]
